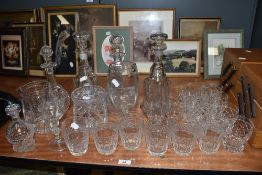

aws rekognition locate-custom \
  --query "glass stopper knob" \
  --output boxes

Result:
[40,45,53,63]
[73,31,90,51]
[5,103,20,119]
[150,32,168,51]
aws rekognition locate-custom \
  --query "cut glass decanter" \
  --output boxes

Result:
[73,31,97,88]
[5,103,35,152]
[141,32,173,117]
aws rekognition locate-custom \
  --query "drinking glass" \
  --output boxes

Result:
[62,117,89,156]
[108,61,139,118]
[145,119,170,157]
[223,117,253,153]
[171,122,196,156]
[93,121,118,155]
[199,122,227,154]
[118,115,143,150]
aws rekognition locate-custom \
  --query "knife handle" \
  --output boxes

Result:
[248,83,256,118]
[221,61,233,76]
[237,93,244,115]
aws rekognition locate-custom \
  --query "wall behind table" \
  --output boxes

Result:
[0,0,258,48]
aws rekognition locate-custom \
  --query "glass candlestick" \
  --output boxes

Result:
[73,31,97,88]
[40,45,70,151]
[107,34,139,119]
[141,32,173,117]
[5,103,35,152]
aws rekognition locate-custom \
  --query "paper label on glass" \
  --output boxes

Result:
[118,159,131,165]
[112,79,120,87]
[71,122,79,130]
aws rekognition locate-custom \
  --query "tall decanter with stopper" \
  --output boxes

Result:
[107,34,139,118]
[73,31,97,88]
[141,32,172,117]
[40,45,70,151]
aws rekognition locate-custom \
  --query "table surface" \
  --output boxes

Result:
[0,75,262,173]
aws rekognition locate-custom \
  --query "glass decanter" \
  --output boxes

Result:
[73,31,97,88]
[107,34,139,118]
[40,45,70,151]
[141,32,173,117]
[5,103,35,152]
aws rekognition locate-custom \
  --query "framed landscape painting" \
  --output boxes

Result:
[204,29,244,79]
[163,40,201,77]
[0,28,27,76]
[93,26,133,75]
[118,9,175,73]
[179,18,221,40]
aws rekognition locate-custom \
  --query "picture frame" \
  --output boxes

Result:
[12,23,46,76]
[0,28,27,76]
[163,40,201,77]
[93,26,133,75]
[118,9,175,73]
[204,29,244,79]
[42,4,117,76]
[0,10,37,27]
[47,12,78,77]
[179,17,221,40]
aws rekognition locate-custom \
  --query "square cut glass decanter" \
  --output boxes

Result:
[5,103,35,152]
[73,31,97,88]
[141,32,173,117]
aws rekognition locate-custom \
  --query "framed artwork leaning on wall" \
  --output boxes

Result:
[163,40,201,77]
[203,29,244,79]
[0,28,27,76]
[92,26,133,75]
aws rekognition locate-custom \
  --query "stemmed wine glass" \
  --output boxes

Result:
[107,34,139,119]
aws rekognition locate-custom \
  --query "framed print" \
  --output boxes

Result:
[163,40,201,77]
[204,29,244,79]
[179,18,221,40]
[0,28,27,76]
[48,12,78,77]
[118,9,175,73]
[93,26,133,75]
[12,23,46,76]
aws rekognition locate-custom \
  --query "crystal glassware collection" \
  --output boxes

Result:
[4,32,253,158]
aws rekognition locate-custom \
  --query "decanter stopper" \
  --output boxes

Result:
[109,34,126,62]
[149,32,168,81]
[40,45,57,75]
[73,31,97,88]
[5,103,35,152]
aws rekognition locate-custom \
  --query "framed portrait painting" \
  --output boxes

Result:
[163,40,201,77]
[93,26,133,75]
[179,18,221,40]
[12,23,46,76]
[204,29,244,79]
[118,9,175,73]
[48,12,78,77]
[0,28,27,76]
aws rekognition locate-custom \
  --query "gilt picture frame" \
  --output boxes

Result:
[93,26,133,75]
[163,40,201,77]
[0,28,27,76]
[118,9,175,73]
[204,29,244,79]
